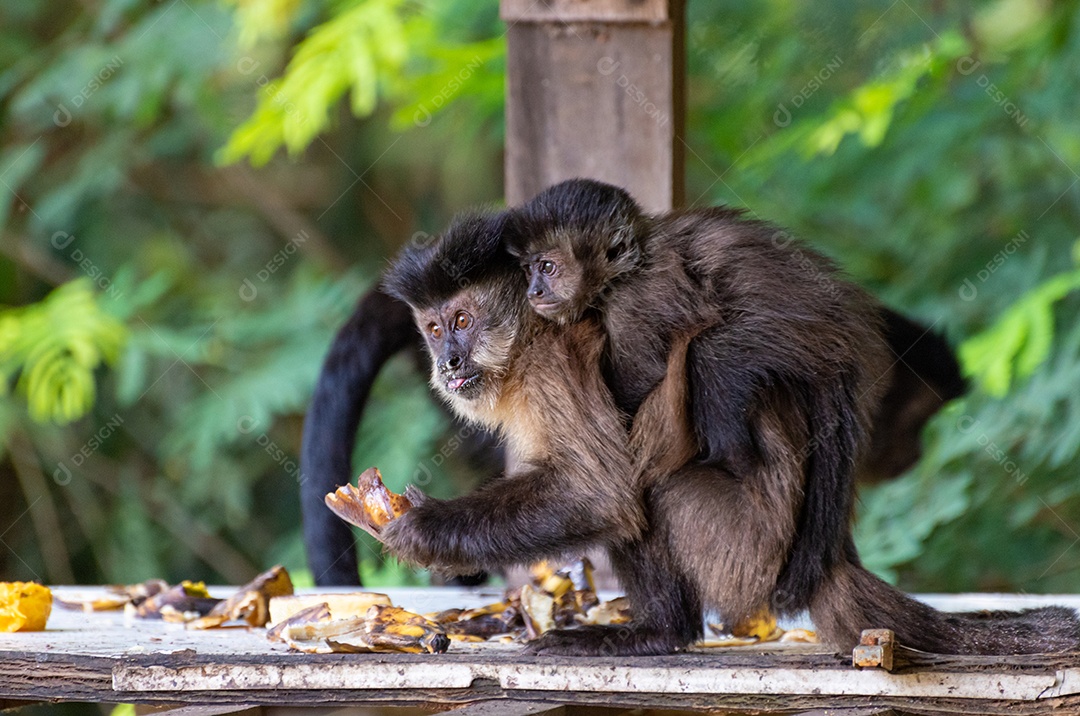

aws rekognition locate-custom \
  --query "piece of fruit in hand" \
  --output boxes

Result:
[325,467,413,538]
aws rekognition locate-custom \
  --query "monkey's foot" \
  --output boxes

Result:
[523,625,684,656]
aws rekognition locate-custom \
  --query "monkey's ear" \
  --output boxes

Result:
[606,223,642,269]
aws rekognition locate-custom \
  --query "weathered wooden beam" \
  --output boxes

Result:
[444,700,565,716]
[134,705,262,716]
[502,0,685,212]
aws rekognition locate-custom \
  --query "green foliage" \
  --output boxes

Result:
[960,259,1080,396]
[0,0,503,586]
[221,0,410,164]
[218,0,505,166]
[0,280,126,425]
[806,32,969,156]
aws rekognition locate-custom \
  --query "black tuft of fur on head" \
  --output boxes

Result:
[383,211,518,309]
[506,178,645,263]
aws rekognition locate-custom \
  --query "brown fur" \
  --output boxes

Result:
[627,332,699,483]
[508,180,1080,656]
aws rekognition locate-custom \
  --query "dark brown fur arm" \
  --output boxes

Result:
[381,465,635,574]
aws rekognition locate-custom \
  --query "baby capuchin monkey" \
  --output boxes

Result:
[380,212,706,656]
[504,179,1080,655]
[507,178,886,615]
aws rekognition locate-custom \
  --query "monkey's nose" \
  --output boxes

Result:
[443,355,463,371]
[529,286,545,299]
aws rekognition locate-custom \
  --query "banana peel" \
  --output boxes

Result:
[187,565,294,629]
[583,596,632,626]
[267,603,331,642]
[325,467,412,538]
[732,609,780,640]
[270,592,391,625]
[701,609,817,647]
[520,584,555,640]
[327,605,449,654]
[57,579,173,613]
[429,601,521,641]
[130,581,221,622]
[282,604,449,654]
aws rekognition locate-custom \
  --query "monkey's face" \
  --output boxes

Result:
[522,248,588,324]
[414,289,518,411]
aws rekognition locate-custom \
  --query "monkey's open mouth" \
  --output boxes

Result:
[445,374,481,393]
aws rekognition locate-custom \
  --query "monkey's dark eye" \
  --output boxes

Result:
[455,312,472,330]
[429,324,442,339]
[539,260,556,275]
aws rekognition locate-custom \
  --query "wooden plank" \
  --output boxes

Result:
[444,701,565,716]
[5,649,1080,716]
[265,708,430,716]
[9,591,1080,714]
[503,2,684,212]
[794,710,903,716]
[501,0,670,24]
[110,656,1080,701]
[134,706,261,716]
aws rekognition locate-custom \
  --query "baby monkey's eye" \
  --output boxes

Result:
[429,323,442,339]
[455,312,472,330]
[539,260,556,275]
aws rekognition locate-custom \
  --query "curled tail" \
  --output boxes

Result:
[811,555,1080,655]
[300,288,415,586]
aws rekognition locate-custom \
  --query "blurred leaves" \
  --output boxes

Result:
[807,32,969,155]
[219,0,505,165]
[0,0,502,585]
[226,0,305,49]
[221,0,409,165]
[960,259,1080,397]
[0,280,126,425]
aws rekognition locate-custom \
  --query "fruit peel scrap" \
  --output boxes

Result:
[187,565,294,629]
[324,467,412,538]
[279,604,450,654]
[0,582,52,632]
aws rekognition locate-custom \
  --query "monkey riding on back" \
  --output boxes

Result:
[373,186,1080,657]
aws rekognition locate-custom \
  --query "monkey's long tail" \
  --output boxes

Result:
[810,556,1080,655]
[300,288,415,586]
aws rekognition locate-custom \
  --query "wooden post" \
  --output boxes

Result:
[501,0,685,213]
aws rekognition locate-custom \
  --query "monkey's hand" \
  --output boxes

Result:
[380,498,483,574]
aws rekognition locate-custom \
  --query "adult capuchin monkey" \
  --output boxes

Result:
[504,179,1080,654]
[378,204,1080,656]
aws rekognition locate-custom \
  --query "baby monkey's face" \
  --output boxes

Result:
[522,247,588,324]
